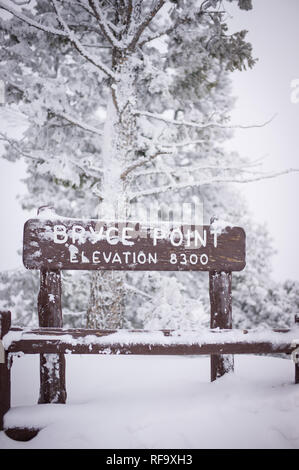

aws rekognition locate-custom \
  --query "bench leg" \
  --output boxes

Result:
[209,271,234,381]
[39,353,66,403]
[0,353,11,431]
[38,270,66,404]
[0,311,11,431]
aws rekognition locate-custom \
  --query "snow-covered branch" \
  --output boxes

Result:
[124,0,133,35]
[0,0,115,79]
[209,168,299,184]
[140,7,225,47]
[0,130,103,181]
[0,131,43,161]
[3,79,102,137]
[69,159,102,179]
[139,14,190,47]
[88,0,125,49]
[129,168,299,201]
[131,163,257,178]
[128,0,166,50]
[121,150,171,180]
[0,0,68,36]
[157,139,206,149]
[85,163,104,174]
[135,110,276,131]
[124,283,153,300]
[52,0,115,80]
[10,0,31,5]
[120,139,208,180]
[54,111,103,136]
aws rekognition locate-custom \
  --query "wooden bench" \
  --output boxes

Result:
[1,208,298,441]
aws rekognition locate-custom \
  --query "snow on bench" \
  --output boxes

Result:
[3,327,299,356]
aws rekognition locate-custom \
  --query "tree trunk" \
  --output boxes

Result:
[87,53,138,329]
[87,271,125,329]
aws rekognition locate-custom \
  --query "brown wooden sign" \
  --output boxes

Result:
[23,217,245,272]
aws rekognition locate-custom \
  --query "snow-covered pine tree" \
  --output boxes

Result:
[2,0,295,330]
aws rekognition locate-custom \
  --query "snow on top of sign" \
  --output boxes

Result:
[34,216,202,228]
[209,218,233,234]
[33,211,205,232]
[35,208,156,226]
[37,207,61,220]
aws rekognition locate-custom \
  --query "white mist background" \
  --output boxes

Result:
[225,0,299,282]
[0,0,298,282]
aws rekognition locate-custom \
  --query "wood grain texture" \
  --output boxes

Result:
[5,339,296,355]
[4,327,298,355]
[209,271,234,381]
[38,271,66,405]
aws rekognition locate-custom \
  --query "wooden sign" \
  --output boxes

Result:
[23,218,246,272]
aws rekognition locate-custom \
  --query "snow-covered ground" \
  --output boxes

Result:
[1,354,299,449]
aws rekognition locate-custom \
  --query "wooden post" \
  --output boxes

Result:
[0,311,11,431]
[295,315,299,384]
[36,205,66,404]
[209,271,234,381]
[38,269,66,404]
